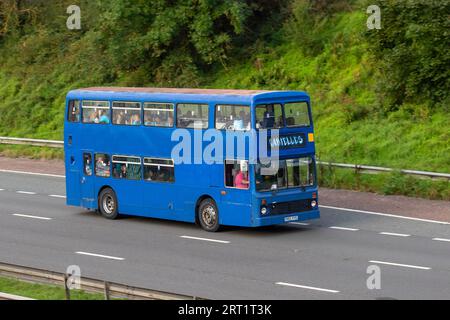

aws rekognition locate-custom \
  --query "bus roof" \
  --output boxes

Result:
[67,87,310,104]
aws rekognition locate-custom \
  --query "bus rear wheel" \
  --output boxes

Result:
[99,188,119,220]
[198,199,220,232]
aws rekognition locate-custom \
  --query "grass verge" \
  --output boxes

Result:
[318,165,450,201]
[0,276,106,300]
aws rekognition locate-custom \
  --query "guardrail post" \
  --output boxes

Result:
[104,281,110,300]
[63,273,71,301]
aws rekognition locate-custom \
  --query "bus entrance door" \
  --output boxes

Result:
[81,151,96,209]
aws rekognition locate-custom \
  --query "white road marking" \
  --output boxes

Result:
[329,226,359,231]
[379,232,410,237]
[16,191,37,195]
[49,195,66,199]
[0,189,4,191]
[320,205,450,225]
[0,169,65,178]
[432,238,450,243]
[289,222,310,226]
[12,214,52,221]
[180,236,230,244]
[75,251,125,261]
[369,260,431,270]
[276,282,340,294]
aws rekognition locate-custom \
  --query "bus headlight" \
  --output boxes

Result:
[311,200,317,208]
[261,206,268,215]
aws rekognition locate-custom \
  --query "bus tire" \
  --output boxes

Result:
[198,198,220,232]
[98,188,119,220]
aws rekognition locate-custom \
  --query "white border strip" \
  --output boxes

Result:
[75,251,125,261]
[289,222,310,226]
[276,282,340,294]
[329,226,359,231]
[320,205,450,225]
[379,232,410,237]
[180,236,230,244]
[369,260,431,270]
[49,195,66,199]
[13,214,52,221]
[432,238,450,243]
[16,191,36,195]
[0,169,65,178]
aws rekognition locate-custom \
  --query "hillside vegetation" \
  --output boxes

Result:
[0,0,449,198]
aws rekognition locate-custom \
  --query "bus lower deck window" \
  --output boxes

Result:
[95,153,111,177]
[83,153,92,176]
[144,158,175,183]
[225,160,249,189]
[112,156,142,180]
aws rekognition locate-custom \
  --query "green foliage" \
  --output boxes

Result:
[0,1,448,199]
[0,276,106,300]
[365,0,450,111]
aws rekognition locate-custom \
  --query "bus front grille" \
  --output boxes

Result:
[269,199,312,215]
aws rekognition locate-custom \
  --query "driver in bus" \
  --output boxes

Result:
[234,161,249,189]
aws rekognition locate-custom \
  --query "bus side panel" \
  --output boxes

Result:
[107,179,143,215]
[218,189,252,227]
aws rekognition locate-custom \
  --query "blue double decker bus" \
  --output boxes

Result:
[64,87,319,231]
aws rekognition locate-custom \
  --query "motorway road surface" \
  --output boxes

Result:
[0,170,449,300]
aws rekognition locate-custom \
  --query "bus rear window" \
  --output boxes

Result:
[177,104,209,129]
[284,102,310,127]
[68,100,81,122]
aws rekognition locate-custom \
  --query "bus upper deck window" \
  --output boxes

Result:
[113,102,141,126]
[256,104,283,129]
[215,105,250,131]
[176,104,209,129]
[82,101,110,124]
[144,103,174,127]
[284,102,310,127]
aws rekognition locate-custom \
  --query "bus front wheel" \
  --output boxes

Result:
[198,199,220,232]
[99,188,119,220]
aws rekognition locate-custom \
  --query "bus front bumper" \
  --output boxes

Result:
[252,208,320,227]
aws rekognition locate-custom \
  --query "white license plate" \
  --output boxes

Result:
[285,216,299,222]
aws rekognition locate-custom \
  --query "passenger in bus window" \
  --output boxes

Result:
[144,113,151,126]
[96,155,110,177]
[131,113,141,125]
[116,111,126,125]
[120,164,127,178]
[90,110,99,123]
[84,154,92,176]
[263,105,275,128]
[99,110,110,124]
[234,161,249,189]
[167,115,174,127]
